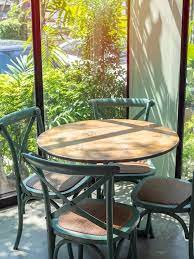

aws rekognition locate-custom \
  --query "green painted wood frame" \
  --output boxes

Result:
[131,175,194,258]
[89,98,155,121]
[23,152,140,259]
[0,107,91,250]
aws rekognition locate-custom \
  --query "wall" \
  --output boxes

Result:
[130,0,183,177]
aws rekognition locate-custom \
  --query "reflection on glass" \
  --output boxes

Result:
[183,3,194,179]
[0,1,34,195]
[41,0,128,128]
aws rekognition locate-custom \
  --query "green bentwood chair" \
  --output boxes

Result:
[89,98,156,238]
[0,107,91,250]
[89,98,156,184]
[131,175,194,258]
[23,152,140,259]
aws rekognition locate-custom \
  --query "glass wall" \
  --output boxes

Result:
[0,0,192,202]
[182,0,194,179]
[40,0,128,128]
[0,1,34,197]
[0,0,128,200]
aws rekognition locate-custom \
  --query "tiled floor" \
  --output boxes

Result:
[0,182,190,259]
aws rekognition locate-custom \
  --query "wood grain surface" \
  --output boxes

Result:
[37,119,179,163]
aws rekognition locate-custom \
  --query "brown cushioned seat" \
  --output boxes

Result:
[115,161,151,174]
[26,172,84,192]
[137,177,192,205]
[58,199,133,236]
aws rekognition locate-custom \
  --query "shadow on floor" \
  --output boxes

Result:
[0,182,190,259]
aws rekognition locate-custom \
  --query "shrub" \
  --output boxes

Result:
[0,59,126,127]
[44,61,126,127]
[183,115,194,179]
[0,18,27,40]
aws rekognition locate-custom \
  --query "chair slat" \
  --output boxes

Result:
[89,97,155,120]
[0,107,40,127]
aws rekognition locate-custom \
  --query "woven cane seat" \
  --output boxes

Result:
[137,177,192,205]
[115,161,151,174]
[26,172,84,192]
[58,199,133,236]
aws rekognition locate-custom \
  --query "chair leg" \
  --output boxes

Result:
[67,243,74,259]
[127,237,132,259]
[14,196,24,250]
[106,178,114,259]
[132,229,138,259]
[78,244,83,259]
[114,239,124,259]
[189,233,194,259]
[189,213,194,259]
[127,229,138,259]
[88,244,105,259]
[145,212,154,238]
[149,216,155,239]
[53,239,66,259]
[167,212,189,240]
[48,232,56,259]
[113,242,117,255]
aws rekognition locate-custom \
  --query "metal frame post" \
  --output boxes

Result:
[126,0,131,118]
[31,0,45,128]
[175,0,190,178]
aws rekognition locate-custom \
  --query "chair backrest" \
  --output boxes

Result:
[89,98,155,121]
[22,152,124,241]
[0,107,44,192]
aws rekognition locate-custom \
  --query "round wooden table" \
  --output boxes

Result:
[37,119,179,163]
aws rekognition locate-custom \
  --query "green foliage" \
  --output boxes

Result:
[188,43,194,62]
[69,0,127,64]
[44,60,125,127]
[37,0,75,67]
[43,65,92,127]
[187,19,194,103]
[188,20,194,62]
[0,56,34,118]
[0,74,33,119]
[187,20,194,79]
[6,55,33,82]
[184,19,194,178]
[0,18,27,40]
[8,3,26,21]
[185,86,193,106]
[0,3,28,40]
[0,58,125,127]
[183,115,194,179]
[0,0,127,155]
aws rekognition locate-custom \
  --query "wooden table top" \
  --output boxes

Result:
[37,119,179,163]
